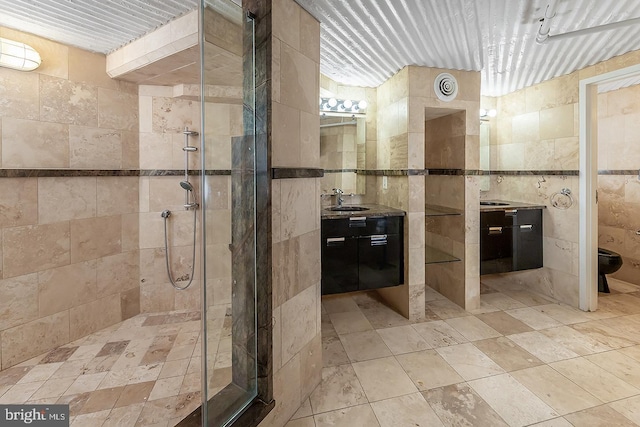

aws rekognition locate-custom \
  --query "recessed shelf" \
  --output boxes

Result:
[425,245,461,264]
[425,204,463,217]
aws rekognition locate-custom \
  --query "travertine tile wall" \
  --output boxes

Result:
[481,70,582,305]
[373,66,481,316]
[137,85,204,314]
[597,84,640,285]
[0,27,140,370]
[481,49,640,305]
[373,68,413,316]
[261,0,322,425]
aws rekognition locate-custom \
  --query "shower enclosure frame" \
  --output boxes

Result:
[177,1,274,426]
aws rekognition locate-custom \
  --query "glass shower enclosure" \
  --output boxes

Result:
[199,0,258,425]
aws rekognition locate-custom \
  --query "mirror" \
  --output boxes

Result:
[479,121,490,191]
[320,114,366,195]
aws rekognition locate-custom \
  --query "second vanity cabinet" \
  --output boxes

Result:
[321,214,404,295]
[480,206,543,275]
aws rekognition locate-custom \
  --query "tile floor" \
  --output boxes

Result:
[287,277,640,427]
[0,308,231,427]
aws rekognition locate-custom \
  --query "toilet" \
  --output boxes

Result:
[598,248,623,293]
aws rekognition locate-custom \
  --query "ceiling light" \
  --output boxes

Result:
[0,37,41,71]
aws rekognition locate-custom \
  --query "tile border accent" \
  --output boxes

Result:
[0,169,232,178]
[488,170,579,176]
[597,170,640,175]
[271,167,324,179]
[328,169,582,177]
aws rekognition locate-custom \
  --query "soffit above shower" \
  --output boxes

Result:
[106,8,242,88]
[295,0,640,96]
[0,0,242,87]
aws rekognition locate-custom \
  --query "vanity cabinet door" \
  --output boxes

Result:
[358,233,403,290]
[513,210,543,271]
[480,223,513,274]
[321,236,359,295]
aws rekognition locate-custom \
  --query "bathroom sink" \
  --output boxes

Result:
[480,201,509,206]
[329,206,370,212]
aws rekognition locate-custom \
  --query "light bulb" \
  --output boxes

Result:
[328,98,337,108]
[488,109,497,117]
[479,108,487,117]
[343,100,353,109]
[358,100,367,110]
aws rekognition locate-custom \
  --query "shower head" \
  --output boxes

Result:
[180,181,194,191]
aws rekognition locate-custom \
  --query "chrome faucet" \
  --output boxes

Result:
[333,188,344,207]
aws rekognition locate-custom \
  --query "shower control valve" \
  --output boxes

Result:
[161,210,171,218]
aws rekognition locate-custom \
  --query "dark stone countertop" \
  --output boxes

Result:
[321,203,406,219]
[480,199,547,212]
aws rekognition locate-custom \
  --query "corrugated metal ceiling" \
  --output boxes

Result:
[295,0,640,96]
[2,1,640,95]
[0,0,198,53]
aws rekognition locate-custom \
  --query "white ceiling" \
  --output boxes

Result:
[2,1,640,96]
[295,0,640,96]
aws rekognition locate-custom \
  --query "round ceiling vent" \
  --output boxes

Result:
[434,72,458,102]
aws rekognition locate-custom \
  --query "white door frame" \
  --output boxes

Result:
[579,63,640,311]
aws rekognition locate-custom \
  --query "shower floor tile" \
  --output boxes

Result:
[0,309,215,426]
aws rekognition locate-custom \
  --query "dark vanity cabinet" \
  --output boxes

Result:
[512,209,543,271]
[321,216,404,295]
[481,208,543,275]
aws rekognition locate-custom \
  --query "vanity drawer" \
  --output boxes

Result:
[480,211,512,228]
[322,217,360,237]
[322,216,402,237]
[362,216,402,235]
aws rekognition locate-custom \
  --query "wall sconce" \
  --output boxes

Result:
[320,97,367,115]
[0,37,41,71]
[479,108,497,119]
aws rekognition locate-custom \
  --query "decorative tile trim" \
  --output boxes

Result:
[0,169,232,178]
[319,168,583,177]
[354,169,427,176]
[488,170,579,176]
[271,167,324,179]
[324,168,357,173]
[598,170,640,175]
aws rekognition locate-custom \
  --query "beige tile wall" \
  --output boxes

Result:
[260,0,322,425]
[137,85,205,314]
[481,49,640,305]
[0,28,141,370]
[597,84,640,285]
[373,65,481,316]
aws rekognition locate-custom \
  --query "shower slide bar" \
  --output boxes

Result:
[160,126,199,291]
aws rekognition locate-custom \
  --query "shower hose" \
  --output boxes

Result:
[161,208,197,290]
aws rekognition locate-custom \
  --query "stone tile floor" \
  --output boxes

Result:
[0,308,231,427]
[287,277,640,427]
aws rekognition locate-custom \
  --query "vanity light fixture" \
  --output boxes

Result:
[479,108,497,118]
[320,97,367,114]
[0,37,41,71]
